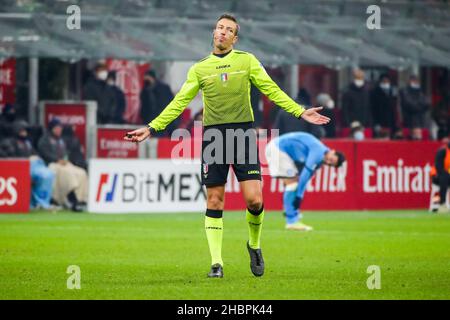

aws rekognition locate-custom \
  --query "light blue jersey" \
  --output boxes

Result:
[275,132,329,171]
[274,132,329,200]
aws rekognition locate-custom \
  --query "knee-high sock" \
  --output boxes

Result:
[205,209,223,266]
[283,183,301,224]
[246,205,264,249]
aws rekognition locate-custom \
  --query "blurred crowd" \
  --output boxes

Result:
[0,109,87,212]
[272,69,448,142]
[79,63,450,142]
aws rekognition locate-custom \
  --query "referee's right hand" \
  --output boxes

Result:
[124,127,151,143]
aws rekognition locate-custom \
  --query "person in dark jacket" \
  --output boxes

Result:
[12,121,55,210]
[107,71,127,124]
[432,91,449,141]
[370,74,397,138]
[0,103,18,139]
[37,118,88,212]
[400,75,430,131]
[273,108,325,138]
[62,125,87,170]
[316,93,336,138]
[272,89,325,139]
[342,69,372,127]
[431,142,450,213]
[140,69,177,136]
[83,63,117,124]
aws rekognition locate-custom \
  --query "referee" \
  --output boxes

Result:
[125,14,330,278]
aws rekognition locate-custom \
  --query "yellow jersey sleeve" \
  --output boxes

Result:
[148,65,200,131]
[249,54,305,118]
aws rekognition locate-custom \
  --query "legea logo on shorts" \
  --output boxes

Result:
[0,177,18,206]
[95,174,118,202]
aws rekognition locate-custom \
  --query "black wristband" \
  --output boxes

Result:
[147,125,157,136]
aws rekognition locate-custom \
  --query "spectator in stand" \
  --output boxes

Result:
[83,63,117,124]
[10,121,56,210]
[0,103,18,138]
[140,69,177,136]
[62,125,87,170]
[273,108,325,139]
[400,74,430,139]
[350,121,365,141]
[316,93,336,138]
[342,68,372,128]
[432,91,449,141]
[38,118,88,212]
[106,71,127,124]
[186,109,204,135]
[273,88,324,138]
[370,74,397,138]
[296,88,311,106]
[430,141,450,214]
[0,135,15,158]
[392,128,405,140]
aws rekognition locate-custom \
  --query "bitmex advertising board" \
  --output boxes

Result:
[88,159,206,213]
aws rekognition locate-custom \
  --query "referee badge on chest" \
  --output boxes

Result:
[220,73,229,86]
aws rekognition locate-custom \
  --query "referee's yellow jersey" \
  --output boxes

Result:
[149,50,306,131]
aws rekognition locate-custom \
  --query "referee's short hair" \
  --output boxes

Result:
[216,13,240,35]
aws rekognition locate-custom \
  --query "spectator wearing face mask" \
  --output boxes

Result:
[10,121,56,211]
[342,68,372,128]
[400,75,430,139]
[83,63,117,124]
[316,93,336,138]
[139,69,176,136]
[38,118,88,212]
[370,74,398,138]
[106,71,127,124]
[350,121,365,141]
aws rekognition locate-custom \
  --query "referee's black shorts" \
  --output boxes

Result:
[201,121,261,187]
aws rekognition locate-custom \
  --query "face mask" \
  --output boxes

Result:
[380,83,390,90]
[410,82,420,89]
[326,100,335,109]
[97,70,108,81]
[354,79,364,88]
[353,131,364,141]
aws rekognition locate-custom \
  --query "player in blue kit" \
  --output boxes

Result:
[265,132,346,231]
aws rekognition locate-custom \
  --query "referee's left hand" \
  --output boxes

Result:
[300,107,330,125]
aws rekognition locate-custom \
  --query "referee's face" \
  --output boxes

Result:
[213,18,238,51]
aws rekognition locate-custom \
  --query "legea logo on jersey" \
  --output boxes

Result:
[95,173,118,202]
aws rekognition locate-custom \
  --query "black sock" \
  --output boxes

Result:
[247,204,264,216]
[67,191,79,206]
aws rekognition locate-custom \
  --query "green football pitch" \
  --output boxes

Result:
[0,210,449,300]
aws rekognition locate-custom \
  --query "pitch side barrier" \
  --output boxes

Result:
[153,138,442,211]
[1,140,442,214]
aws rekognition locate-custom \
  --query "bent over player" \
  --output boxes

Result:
[125,14,330,278]
[266,132,345,231]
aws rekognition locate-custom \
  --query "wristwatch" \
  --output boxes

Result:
[147,125,157,136]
